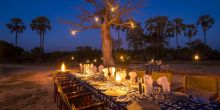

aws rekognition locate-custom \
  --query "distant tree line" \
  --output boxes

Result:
[1,14,219,64]
[123,15,217,61]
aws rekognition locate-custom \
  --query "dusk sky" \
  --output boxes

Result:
[0,0,220,52]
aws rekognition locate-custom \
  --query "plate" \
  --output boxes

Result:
[90,82,106,86]
[104,89,127,96]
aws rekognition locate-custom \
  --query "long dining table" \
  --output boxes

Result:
[69,73,220,110]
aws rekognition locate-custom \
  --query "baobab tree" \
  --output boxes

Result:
[65,0,143,67]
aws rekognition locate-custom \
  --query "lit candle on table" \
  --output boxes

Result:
[116,74,122,82]
[57,62,70,73]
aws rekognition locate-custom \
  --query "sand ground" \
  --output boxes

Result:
[0,63,219,110]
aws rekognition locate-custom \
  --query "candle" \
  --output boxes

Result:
[61,62,66,72]
[116,74,122,82]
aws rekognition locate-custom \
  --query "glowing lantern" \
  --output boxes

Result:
[61,62,66,72]
[71,30,78,36]
[120,56,124,60]
[130,22,135,28]
[111,7,116,12]
[194,54,199,61]
[71,56,74,60]
[94,16,99,22]
[93,59,97,62]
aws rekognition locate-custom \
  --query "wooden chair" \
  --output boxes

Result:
[54,78,87,107]
[57,82,105,110]
[175,75,219,101]
[52,72,82,106]
[151,71,173,84]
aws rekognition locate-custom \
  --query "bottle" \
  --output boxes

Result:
[138,77,142,94]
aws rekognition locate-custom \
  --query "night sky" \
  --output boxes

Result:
[0,0,220,52]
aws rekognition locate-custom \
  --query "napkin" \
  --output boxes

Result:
[144,75,153,94]
[129,72,137,85]
[102,68,109,77]
[157,76,170,93]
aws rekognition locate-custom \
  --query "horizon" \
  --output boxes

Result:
[0,0,220,52]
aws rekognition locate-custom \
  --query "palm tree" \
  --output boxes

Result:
[173,18,184,48]
[127,23,145,53]
[197,15,214,45]
[113,25,124,50]
[165,21,175,48]
[184,24,198,44]
[6,18,25,46]
[145,16,169,59]
[30,16,51,51]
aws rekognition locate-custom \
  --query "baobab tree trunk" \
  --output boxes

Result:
[101,22,115,67]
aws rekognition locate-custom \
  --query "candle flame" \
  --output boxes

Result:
[116,74,121,81]
[61,62,66,72]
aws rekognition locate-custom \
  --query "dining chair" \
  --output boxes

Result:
[57,81,106,110]
[175,75,219,101]
[151,71,173,84]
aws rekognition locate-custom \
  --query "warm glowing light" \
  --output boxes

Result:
[116,74,122,81]
[151,59,154,63]
[111,7,116,12]
[61,62,66,72]
[120,56,124,60]
[131,22,135,28]
[101,57,103,60]
[71,30,78,35]
[109,67,116,77]
[94,16,99,22]
[93,59,97,62]
[194,55,199,60]
[86,60,90,63]
[71,56,74,60]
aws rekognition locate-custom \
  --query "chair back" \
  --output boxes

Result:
[56,80,73,110]
[135,70,145,78]
[152,72,172,84]
[184,75,219,93]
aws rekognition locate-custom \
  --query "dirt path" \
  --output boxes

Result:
[0,65,57,110]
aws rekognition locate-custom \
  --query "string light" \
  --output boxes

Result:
[111,7,116,12]
[71,30,78,35]
[94,16,99,22]
[130,22,135,28]
[194,54,199,60]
